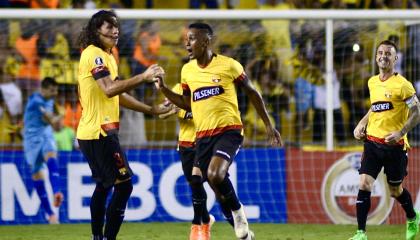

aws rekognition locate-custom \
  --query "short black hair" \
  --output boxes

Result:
[41,77,58,89]
[188,22,213,37]
[377,39,398,53]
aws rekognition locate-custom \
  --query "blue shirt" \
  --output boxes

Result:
[23,92,55,139]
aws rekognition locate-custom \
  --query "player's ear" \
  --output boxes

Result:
[395,56,398,60]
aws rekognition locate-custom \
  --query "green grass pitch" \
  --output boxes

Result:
[0,223,406,240]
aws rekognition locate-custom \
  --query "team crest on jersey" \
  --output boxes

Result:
[384,91,392,98]
[94,57,104,66]
[212,77,221,83]
[193,86,224,102]
[371,101,393,112]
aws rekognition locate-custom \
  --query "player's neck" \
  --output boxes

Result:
[196,50,214,68]
[379,69,395,81]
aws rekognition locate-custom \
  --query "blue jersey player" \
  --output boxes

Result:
[23,77,63,224]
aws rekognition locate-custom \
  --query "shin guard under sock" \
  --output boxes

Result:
[190,175,209,224]
[356,190,371,231]
[219,198,234,227]
[216,176,241,211]
[104,180,133,240]
[396,188,416,219]
[90,183,111,237]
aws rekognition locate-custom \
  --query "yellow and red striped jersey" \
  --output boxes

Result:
[366,73,416,148]
[181,54,244,139]
[77,45,119,139]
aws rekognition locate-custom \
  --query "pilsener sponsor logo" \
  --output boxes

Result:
[371,101,393,112]
[193,86,224,102]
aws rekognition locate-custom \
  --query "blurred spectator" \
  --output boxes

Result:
[311,47,346,144]
[243,64,276,144]
[51,84,78,151]
[334,28,370,142]
[190,0,219,8]
[38,20,74,84]
[190,0,239,8]
[0,0,9,7]
[30,0,59,8]
[130,21,162,104]
[245,57,289,141]
[9,0,29,8]
[0,21,23,144]
[53,121,76,151]
[259,0,296,91]
[14,20,42,101]
[62,85,81,131]
[72,0,96,8]
[289,45,314,145]
[53,95,76,151]
[319,0,347,8]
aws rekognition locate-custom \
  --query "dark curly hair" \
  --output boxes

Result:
[78,10,120,51]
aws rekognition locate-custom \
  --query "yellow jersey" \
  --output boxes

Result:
[181,54,244,139]
[77,45,119,140]
[366,73,416,148]
[172,84,195,147]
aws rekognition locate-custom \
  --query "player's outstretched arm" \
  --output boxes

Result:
[353,109,371,140]
[119,93,172,115]
[96,64,164,98]
[238,76,283,147]
[154,76,191,111]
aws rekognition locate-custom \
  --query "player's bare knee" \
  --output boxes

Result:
[207,169,224,185]
[359,174,375,191]
[44,152,56,161]
[359,181,373,191]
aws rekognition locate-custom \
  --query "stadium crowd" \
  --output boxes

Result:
[0,0,420,148]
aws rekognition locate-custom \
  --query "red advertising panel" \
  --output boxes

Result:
[287,147,420,224]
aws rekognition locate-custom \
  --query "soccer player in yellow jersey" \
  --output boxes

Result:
[76,10,167,240]
[350,40,420,240]
[161,84,240,240]
[160,84,215,240]
[155,22,282,240]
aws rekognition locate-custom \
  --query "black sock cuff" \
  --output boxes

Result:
[396,188,410,201]
[190,175,202,186]
[358,190,371,199]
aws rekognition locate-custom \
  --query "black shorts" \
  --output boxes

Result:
[359,140,408,186]
[179,146,195,182]
[194,130,243,178]
[78,134,133,188]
